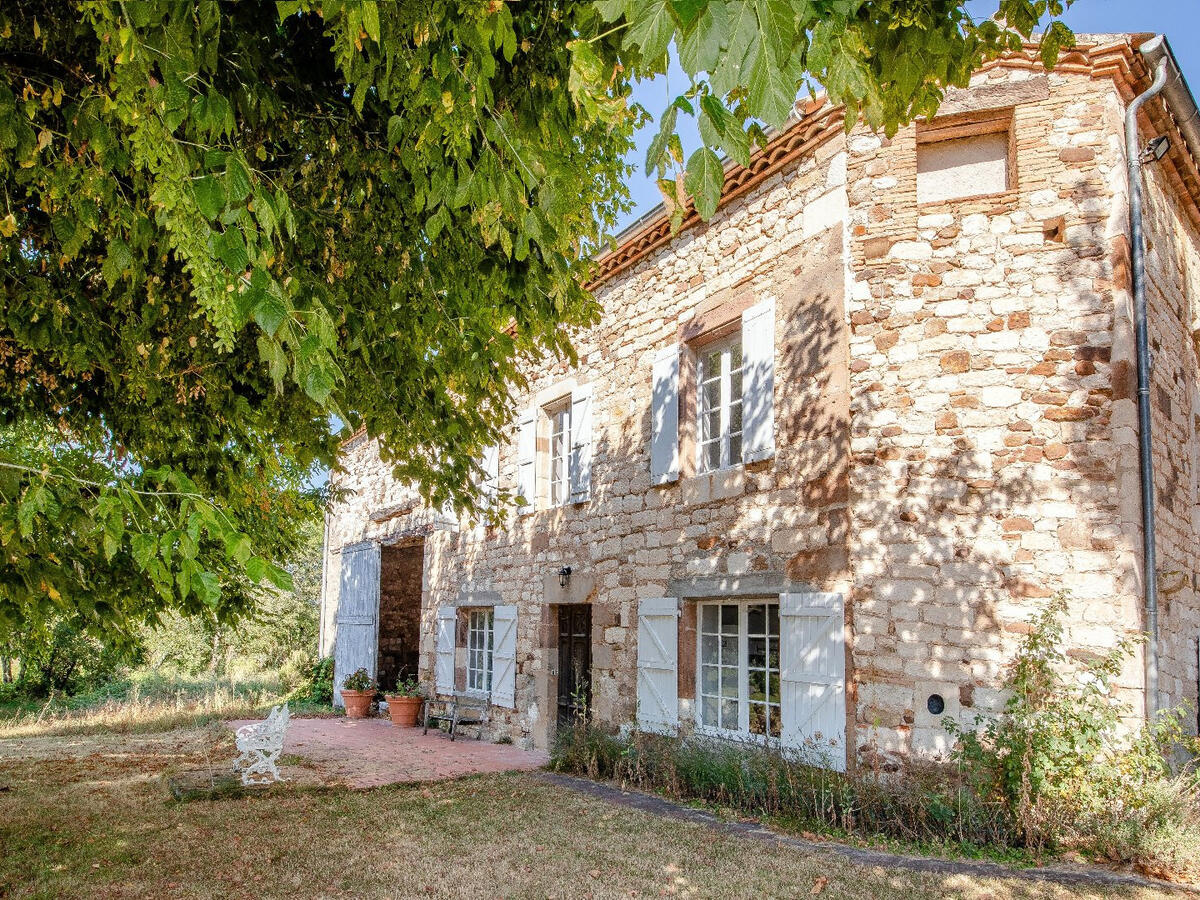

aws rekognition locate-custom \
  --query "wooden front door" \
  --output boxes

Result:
[556,605,592,727]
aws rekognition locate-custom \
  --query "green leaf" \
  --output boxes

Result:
[360,1,380,43]
[387,114,404,149]
[678,0,726,74]
[194,175,226,220]
[625,0,675,62]
[245,555,268,583]
[266,562,293,592]
[709,1,758,96]
[746,41,797,127]
[684,147,723,219]
[214,228,249,272]
[304,366,335,404]
[131,533,158,570]
[755,0,794,64]
[226,156,252,205]
[253,292,289,336]
[669,0,707,28]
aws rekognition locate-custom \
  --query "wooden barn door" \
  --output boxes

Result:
[333,542,381,707]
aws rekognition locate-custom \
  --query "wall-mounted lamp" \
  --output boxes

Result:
[558,566,572,588]
[1142,134,1171,163]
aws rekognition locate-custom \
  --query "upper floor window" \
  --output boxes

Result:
[698,334,744,473]
[466,608,494,694]
[517,384,593,513]
[916,108,1014,205]
[547,400,571,507]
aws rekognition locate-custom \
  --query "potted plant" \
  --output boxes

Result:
[384,674,424,727]
[340,668,376,718]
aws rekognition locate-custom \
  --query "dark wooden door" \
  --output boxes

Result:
[557,605,592,727]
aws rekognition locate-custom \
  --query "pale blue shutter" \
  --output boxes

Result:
[741,299,775,463]
[650,345,680,484]
[779,592,846,771]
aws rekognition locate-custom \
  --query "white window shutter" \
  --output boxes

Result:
[636,596,679,734]
[435,605,456,694]
[779,592,846,771]
[480,444,499,511]
[492,604,518,708]
[516,406,536,515]
[570,384,593,503]
[650,344,680,484]
[741,298,776,463]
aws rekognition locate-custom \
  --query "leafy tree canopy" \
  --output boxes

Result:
[0,0,1073,640]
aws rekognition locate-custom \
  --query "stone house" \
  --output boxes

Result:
[320,34,1200,769]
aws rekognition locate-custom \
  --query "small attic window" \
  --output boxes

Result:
[916,109,1015,205]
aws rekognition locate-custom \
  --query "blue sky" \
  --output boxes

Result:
[615,0,1200,233]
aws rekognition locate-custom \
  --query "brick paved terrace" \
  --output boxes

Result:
[229,716,549,789]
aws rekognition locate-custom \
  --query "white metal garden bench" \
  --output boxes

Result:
[233,703,290,786]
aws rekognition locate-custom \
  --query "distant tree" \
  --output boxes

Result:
[0,1,1073,639]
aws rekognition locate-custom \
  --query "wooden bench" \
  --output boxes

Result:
[233,703,290,786]
[422,692,490,741]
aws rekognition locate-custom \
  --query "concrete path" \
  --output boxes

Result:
[229,716,548,789]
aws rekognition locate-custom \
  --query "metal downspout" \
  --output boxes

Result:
[1125,56,1169,721]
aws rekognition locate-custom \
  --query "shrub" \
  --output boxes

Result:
[292,656,334,704]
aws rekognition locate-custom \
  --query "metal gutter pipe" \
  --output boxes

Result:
[1139,36,1200,182]
[1125,51,1168,722]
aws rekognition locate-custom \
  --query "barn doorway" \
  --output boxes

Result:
[377,540,424,693]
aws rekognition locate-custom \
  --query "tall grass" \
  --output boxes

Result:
[0,669,326,738]
[551,725,1016,853]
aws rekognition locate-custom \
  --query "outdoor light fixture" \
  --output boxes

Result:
[1142,134,1171,163]
[558,566,572,587]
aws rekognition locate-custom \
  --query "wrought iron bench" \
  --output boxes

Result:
[422,691,490,741]
[233,702,290,786]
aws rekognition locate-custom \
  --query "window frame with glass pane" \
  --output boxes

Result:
[696,600,781,741]
[696,334,744,474]
[546,399,572,507]
[466,608,494,695]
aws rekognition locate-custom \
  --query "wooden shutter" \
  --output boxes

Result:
[492,604,518,708]
[650,344,680,484]
[333,542,381,708]
[741,298,776,463]
[636,596,680,734]
[435,605,456,694]
[516,406,536,515]
[570,385,593,503]
[779,592,846,771]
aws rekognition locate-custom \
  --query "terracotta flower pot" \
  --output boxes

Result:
[385,695,423,727]
[340,688,374,719]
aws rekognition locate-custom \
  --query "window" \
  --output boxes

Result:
[697,334,743,473]
[916,108,1014,205]
[547,401,571,507]
[697,600,781,739]
[466,608,494,694]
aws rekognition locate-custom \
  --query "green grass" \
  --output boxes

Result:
[0,669,335,738]
[0,727,1183,900]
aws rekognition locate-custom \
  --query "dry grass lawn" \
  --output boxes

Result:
[0,727,1188,900]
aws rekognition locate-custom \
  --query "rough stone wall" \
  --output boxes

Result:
[324,137,852,750]
[1139,150,1200,720]
[322,54,1200,756]
[843,65,1151,763]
